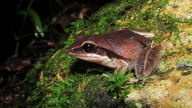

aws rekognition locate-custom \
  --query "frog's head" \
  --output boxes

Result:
[66,34,122,68]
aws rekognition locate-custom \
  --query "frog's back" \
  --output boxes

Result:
[92,29,152,59]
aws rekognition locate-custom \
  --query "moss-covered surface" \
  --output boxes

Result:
[15,0,192,107]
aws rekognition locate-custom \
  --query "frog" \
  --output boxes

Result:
[66,28,162,78]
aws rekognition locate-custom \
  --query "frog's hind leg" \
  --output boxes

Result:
[135,44,162,78]
[135,47,150,77]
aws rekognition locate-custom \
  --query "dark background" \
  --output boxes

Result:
[0,0,115,65]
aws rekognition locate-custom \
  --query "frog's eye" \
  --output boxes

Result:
[82,43,94,53]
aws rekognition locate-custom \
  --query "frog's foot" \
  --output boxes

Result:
[129,78,140,82]
[114,59,128,73]
[135,44,162,77]
[128,78,148,84]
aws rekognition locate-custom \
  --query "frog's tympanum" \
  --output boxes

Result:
[66,29,162,78]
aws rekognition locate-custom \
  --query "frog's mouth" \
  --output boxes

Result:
[67,51,118,69]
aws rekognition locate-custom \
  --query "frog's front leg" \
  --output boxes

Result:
[135,44,162,77]
[114,59,129,73]
[114,59,141,82]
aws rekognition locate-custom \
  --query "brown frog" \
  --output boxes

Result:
[66,28,162,78]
